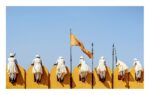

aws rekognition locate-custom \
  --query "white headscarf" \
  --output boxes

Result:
[133,58,142,72]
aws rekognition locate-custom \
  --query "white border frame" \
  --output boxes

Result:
[0,0,150,95]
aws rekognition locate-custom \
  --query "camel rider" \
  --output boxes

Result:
[7,52,19,83]
[133,58,143,81]
[32,54,43,83]
[96,56,107,82]
[78,56,90,82]
[56,56,67,82]
[116,60,128,80]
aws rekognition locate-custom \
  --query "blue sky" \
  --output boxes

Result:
[6,7,144,71]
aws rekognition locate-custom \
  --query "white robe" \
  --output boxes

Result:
[32,58,43,74]
[133,60,142,72]
[117,60,128,72]
[97,59,106,73]
[80,60,90,73]
[7,57,19,74]
[56,58,67,75]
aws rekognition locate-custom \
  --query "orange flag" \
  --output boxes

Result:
[70,32,93,59]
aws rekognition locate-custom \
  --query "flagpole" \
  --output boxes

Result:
[112,44,115,89]
[70,29,72,89]
[91,43,94,89]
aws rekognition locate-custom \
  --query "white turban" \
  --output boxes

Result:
[35,54,40,58]
[9,53,15,57]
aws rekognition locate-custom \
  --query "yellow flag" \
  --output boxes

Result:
[70,32,93,59]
